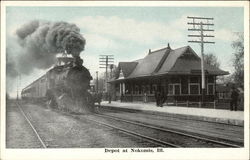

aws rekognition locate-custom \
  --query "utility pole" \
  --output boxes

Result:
[108,64,114,104]
[110,64,114,79]
[16,76,18,101]
[187,16,215,104]
[16,73,21,101]
[96,71,99,93]
[99,55,114,93]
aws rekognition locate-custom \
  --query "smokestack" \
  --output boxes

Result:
[167,43,171,49]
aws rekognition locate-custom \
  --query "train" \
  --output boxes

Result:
[21,54,96,113]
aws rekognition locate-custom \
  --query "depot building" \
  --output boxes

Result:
[109,44,229,102]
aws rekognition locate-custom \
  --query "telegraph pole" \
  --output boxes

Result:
[16,73,21,101]
[187,16,215,104]
[16,76,18,100]
[96,71,99,93]
[110,64,114,79]
[99,55,114,93]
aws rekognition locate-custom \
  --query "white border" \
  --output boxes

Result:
[1,1,249,7]
[1,1,249,160]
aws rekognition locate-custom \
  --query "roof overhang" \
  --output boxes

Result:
[108,71,229,83]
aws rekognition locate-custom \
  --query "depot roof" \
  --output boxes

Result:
[112,44,229,82]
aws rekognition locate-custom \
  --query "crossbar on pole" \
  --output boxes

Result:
[187,16,213,20]
[188,35,214,37]
[188,41,215,44]
[188,22,214,26]
[188,29,214,32]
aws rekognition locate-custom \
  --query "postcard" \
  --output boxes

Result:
[1,1,249,160]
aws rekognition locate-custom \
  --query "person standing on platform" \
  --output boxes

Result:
[108,92,111,104]
[143,92,148,103]
[159,90,165,107]
[159,91,167,107]
[97,92,102,106]
[165,91,168,106]
[230,87,239,111]
[121,93,124,102]
[155,90,160,107]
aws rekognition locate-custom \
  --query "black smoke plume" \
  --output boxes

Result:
[7,20,86,77]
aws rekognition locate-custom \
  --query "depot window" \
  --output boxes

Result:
[138,85,142,94]
[168,84,181,95]
[168,77,181,95]
[141,85,146,94]
[146,85,150,94]
[207,83,214,95]
[218,92,224,99]
[189,76,200,95]
[152,84,157,94]
[181,77,188,94]
[134,85,139,95]
[189,84,200,95]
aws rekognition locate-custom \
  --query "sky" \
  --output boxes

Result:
[5,6,244,98]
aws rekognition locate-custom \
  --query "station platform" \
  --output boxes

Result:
[100,101,244,126]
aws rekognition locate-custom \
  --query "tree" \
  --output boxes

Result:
[204,53,228,84]
[231,33,244,86]
[204,53,220,68]
[216,74,233,84]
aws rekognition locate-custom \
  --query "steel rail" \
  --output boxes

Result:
[16,103,47,148]
[99,106,243,127]
[101,108,244,143]
[83,116,180,148]
[57,110,178,147]
[95,113,242,148]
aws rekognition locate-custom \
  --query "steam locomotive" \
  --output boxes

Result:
[21,54,95,113]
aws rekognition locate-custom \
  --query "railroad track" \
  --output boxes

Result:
[59,109,242,148]
[82,112,242,148]
[98,107,243,145]
[16,103,47,148]
[84,115,178,147]
[16,102,242,148]
[57,111,170,147]
[16,103,174,148]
